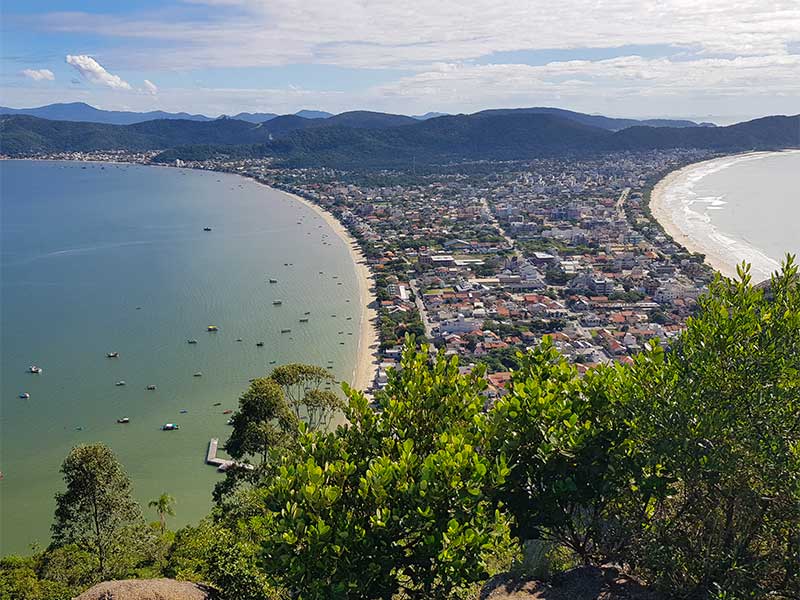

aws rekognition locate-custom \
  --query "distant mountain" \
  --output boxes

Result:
[2,112,796,169]
[0,102,214,125]
[412,112,449,120]
[295,109,333,119]
[229,112,279,123]
[323,111,417,128]
[473,107,713,131]
[259,110,418,137]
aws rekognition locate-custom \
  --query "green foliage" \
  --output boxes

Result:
[225,378,299,466]
[165,520,283,600]
[51,444,151,579]
[269,363,342,430]
[482,340,642,561]
[623,258,800,597]
[0,547,97,600]
[148,493,176,535]
[245,341,514,598]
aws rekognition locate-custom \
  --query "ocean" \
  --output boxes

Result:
[0,160,362,554]
[655,150,800,282]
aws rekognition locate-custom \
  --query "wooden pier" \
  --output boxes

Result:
[206,438,242,472]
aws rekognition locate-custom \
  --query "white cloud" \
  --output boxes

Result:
[65,55,132,90]
[21,68,55,81]
[142,79,158,95]
[40,1,800,70]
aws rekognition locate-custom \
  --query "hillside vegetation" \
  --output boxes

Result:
[2,112,798,168]
[1,259,798,599]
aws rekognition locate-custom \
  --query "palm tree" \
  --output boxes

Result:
[148,493,175,535]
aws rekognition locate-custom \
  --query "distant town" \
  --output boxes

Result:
[14,148,720,398]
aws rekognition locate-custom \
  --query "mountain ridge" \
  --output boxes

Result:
[2,111,797,168]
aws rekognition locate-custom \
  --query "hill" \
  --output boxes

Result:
[474,106,711,131]
[0,102,213,125]
[2,111,797,167]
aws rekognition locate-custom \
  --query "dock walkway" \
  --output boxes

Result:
[206,438,252,472]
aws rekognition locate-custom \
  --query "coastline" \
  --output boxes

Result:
[649,151,794,280]
[3,157,381,393]
[255,185,380,393]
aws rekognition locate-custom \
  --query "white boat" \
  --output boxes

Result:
[28,365,42,374]
[115,380,126,386]
[107,352,119,358]
[19,392,30,399]
[162,423,179,431]
[117,417,130,424]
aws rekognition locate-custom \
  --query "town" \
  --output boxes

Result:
[20,148,719,397]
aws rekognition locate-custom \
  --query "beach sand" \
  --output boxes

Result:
[649,152,770,279]
[268,188,380,393]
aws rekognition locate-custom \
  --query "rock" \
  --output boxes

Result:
[481,565,659,600]
[74,578,218,600]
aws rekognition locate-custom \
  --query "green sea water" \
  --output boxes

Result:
[0,160,362,554]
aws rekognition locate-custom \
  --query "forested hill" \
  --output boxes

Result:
[2,111,798,168]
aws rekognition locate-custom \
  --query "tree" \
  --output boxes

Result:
[51,444,148,578]
[481,339,644,563]
[251,339,515,599]
[623,258,800,597]
[268,363,343,430]
[225,378,298,466]
[148,493,176,535]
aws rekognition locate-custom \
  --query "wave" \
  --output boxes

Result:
[660,152,791,281]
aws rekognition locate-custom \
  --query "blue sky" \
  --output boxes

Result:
[2,0,799,122]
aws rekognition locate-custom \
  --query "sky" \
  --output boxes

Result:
[1,1,799,123]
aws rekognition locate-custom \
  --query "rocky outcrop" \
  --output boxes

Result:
[481,565,659,600]
[74,578,218,600]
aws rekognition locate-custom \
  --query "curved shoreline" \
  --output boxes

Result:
[2,157,380,392]
[649,150,797,280]
[252,183,379,392]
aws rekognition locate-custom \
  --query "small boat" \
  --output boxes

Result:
[180,409,188,414]
[269,278,278,283]
[326,365,333,369]
[28,365,43,374]
[346,317,353,320]
[281,329,291,333]
[256,341,264,347]
[213,402,222,406]
[222,409,233,414]
[187,339,198,344]
[117,417,130,424]
[273,300,283,305]
[19,392,30,399]
[203,227,212,232]
[337,282,343,286]
[146,384,157,390]
[207,325,219,332]
[236,338,243,342]
[304,311,311,315]
[115,380,126,386]
[107,352,119,358]
[193,372,202,377]
[162,423,179,431]
[269,360,276,364]
[299,318,309,323]
[339,342,345,345]
[226,418,234,425]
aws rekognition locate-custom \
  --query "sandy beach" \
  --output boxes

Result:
[267,187,380,392]
[649,152,781,279]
